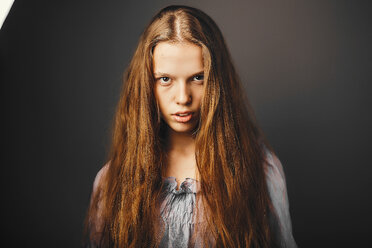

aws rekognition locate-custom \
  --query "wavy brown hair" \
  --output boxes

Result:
[83,5,276,248]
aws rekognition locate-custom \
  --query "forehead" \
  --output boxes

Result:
[152,41,204,76]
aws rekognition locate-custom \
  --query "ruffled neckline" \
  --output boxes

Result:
[161,176,200,194]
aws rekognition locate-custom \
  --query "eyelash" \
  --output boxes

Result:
[158,75,204,85]
[159,77,171,84]
[193,75,204,81]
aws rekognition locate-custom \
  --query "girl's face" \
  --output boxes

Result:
[153,41,204,134]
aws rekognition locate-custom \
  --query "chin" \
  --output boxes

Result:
[168,123,198,134]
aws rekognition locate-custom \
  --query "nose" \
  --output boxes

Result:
[176,81,191,105]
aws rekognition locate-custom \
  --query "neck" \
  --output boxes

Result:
[166,128,196,155]
[163,128,199,180]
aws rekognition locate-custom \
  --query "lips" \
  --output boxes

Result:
[172,111,193,123]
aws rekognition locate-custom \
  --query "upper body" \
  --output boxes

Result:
[84,5,297,247]
[87,146,297,248]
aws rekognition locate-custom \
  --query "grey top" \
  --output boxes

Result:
[157,149,297,248]
[88,149,297,247]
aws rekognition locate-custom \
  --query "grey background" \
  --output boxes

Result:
[1,0,371,247]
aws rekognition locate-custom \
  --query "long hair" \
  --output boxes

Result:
[83,5,275,247]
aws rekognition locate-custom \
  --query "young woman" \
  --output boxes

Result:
[84,5,297,248]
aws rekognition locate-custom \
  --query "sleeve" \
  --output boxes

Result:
[264,149,298,248]
[86,164,109,247]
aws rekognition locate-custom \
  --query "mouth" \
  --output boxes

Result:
[172,112,193,123]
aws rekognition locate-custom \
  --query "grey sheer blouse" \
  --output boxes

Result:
[88,149,297,247]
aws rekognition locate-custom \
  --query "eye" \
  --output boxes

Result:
[159,77,171,84]
[192,75,204,82]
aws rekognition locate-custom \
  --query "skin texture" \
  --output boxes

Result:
[153,41,204,134]
[153,41,205,187]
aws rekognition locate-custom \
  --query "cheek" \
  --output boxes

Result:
[194,88,205,105]
[154,84,161,99]
[154,89,169,115]
[154,86,163,104]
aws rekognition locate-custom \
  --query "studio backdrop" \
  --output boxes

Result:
[1,0,370,247]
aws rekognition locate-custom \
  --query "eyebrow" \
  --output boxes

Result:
[153,71,204,78]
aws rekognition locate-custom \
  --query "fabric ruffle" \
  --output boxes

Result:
[161,176,200,194]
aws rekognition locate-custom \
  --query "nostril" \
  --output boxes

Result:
[176,95,192,104]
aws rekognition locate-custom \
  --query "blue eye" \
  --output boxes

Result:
[193,75,204,81]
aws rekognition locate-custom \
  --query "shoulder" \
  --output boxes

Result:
[92,161,110,194]
[262,147,289,221]
[262,147,298,248]
[263,148,286,194]
[86,162,110,246]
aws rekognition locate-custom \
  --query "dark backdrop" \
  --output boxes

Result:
[1,0,371,247]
